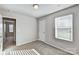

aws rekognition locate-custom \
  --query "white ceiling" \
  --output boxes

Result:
[0,4,74,18]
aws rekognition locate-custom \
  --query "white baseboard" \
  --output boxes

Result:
[16,39,37,46]
[39,40,75,55]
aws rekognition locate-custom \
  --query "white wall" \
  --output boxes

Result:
[0,10,37,46]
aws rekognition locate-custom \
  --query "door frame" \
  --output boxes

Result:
[2,17,16,50]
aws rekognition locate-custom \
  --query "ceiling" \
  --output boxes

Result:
[0,4,74,18]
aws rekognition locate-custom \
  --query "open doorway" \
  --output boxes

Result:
[3,17,16,50]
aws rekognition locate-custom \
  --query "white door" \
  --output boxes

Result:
[0,15,3,52]
[39,20,46,42]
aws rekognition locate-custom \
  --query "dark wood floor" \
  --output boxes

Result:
[3,37,16,50]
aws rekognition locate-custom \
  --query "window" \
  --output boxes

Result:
[55,14,73,41]
[9,24,13,32]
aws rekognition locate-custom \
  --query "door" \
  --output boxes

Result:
[39,20,46,42]
[0,15,3,52]
[3,17,16,50]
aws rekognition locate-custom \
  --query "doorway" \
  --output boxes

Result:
[3,17,16,50]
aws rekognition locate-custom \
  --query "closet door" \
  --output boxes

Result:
[0,15,3,51]
[39,20,46,42]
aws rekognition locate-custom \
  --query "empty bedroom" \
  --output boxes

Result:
[0,4,79,55]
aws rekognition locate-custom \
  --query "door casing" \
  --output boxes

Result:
[2,17,16,50]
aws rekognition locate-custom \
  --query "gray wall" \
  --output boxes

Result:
[38,5,79,54]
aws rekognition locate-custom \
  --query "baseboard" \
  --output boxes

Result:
[16,39,37,46]
[38,40,75,55]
